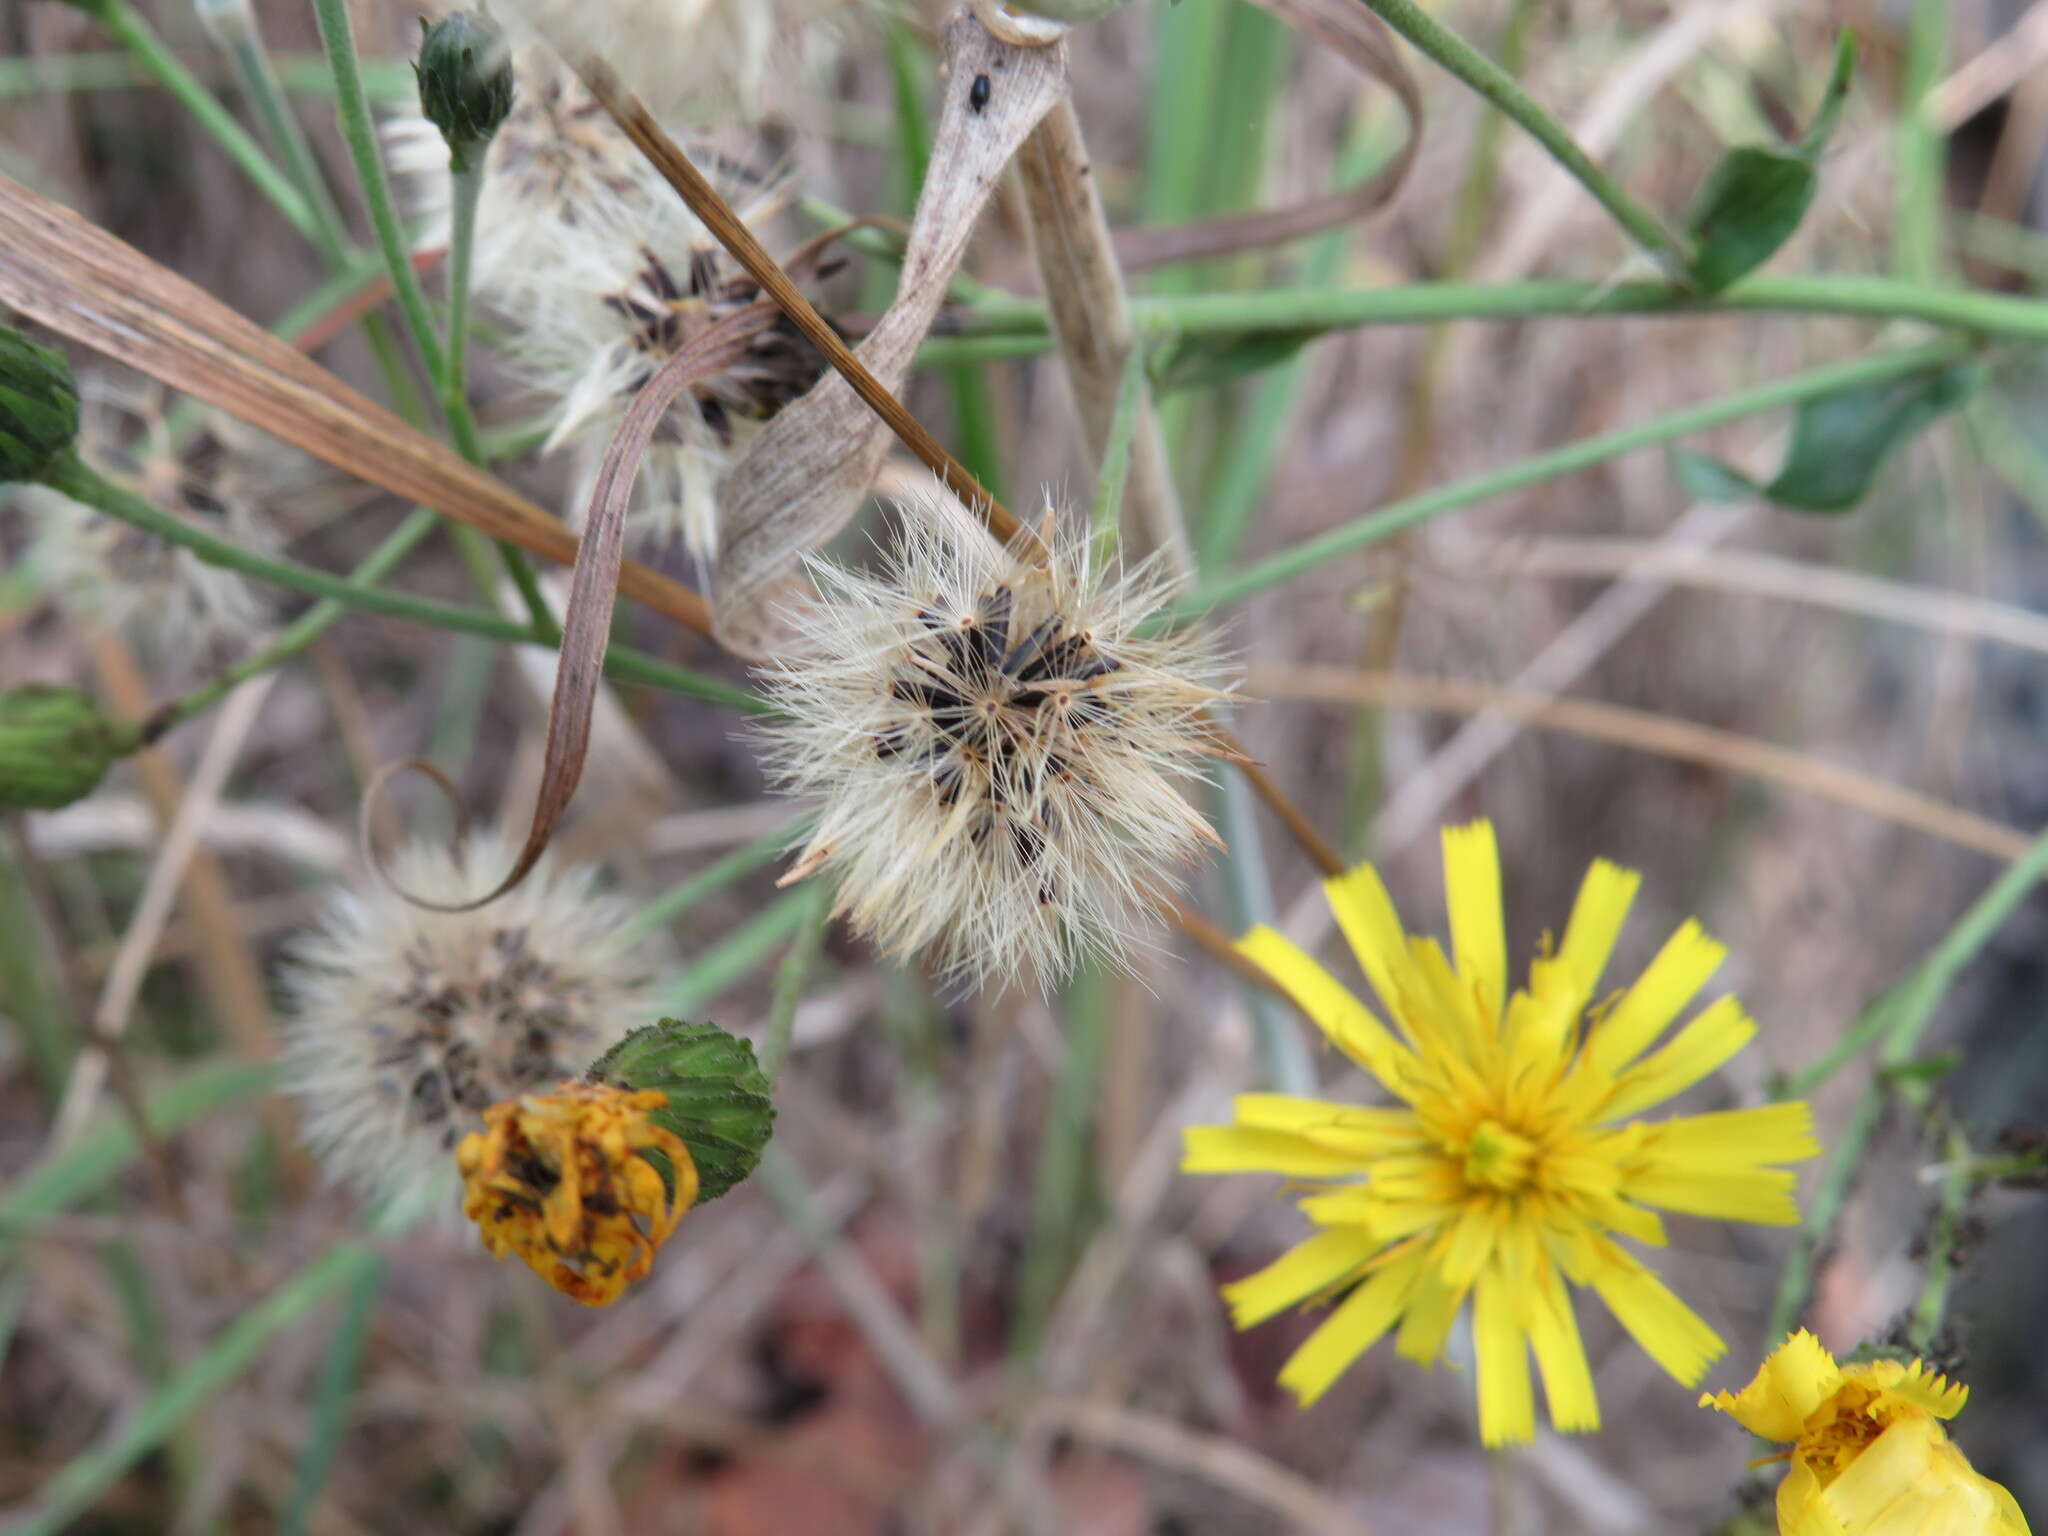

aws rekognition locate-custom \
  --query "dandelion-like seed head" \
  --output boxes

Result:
[1183,821,1824,1445]
[760,487,1227,990]
[386,55,830,563]
[1702,1331,2032,1534]
[457,1079,696,1306]
[280,828,660,1216]
[9,378,277,669]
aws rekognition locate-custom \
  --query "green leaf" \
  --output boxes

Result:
[587,1019,775,1203]
[1763,363,1976,511]
[1149,329,1314,395]
[1669,447,1759,502]
[1683,33,1857,293]
[1799,33,1859,161]
[1685,147,1817,294]
[1668,362,1977,513]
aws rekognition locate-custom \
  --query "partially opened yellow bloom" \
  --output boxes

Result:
[1182,821,1821,1445]
[1702,1331,2032,1535]
[457,1080,697,1306]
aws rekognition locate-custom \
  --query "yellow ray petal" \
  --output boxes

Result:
[1325,860,1421,1029]
[1276,1242,1430,1406]
[1180,1125,1369,1178]
[1698,1328,1841,1441]
[1394,1270,1469,1364]
[1546,858,1643,1011]
[1526,1265,1601,1435]
[1433,1196,1506,1288]
[1443,820,1507,1028]
[1638,1102,1822,1167]
[1474,1265,1537,1446]
[1622,1163,1802,1225]
[1845,1357,1972,1421]
[1587,919,1728,1074]
[1599,996,1756,1121]
[1584,1238,1724,1386]
[1221,1227,1383,1328]
[1297,1187,1458,1244]
[1232,1094,1426,1157]
[1238,926,1418,1095]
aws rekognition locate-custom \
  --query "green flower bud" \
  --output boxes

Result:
[587,1019,775,1203]
[0,686,137,811]
[0,327,79,486]
[414,12,515,174]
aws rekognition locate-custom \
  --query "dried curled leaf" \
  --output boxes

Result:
[709,12,1069,658]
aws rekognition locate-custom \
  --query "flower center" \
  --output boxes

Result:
[1462,1118,1539,1192]
[1795,1387,1897,1484]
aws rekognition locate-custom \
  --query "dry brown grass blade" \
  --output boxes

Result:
[365,307,778,912]
[1112,0,1421,271]
[1252,666,2036,864]
[0,172,714,638]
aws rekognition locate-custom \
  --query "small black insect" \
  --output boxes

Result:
[969,73,991,113]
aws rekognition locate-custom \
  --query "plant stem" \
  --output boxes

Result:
[1908,1123,1971,1353]
[208,5,428,425]
[35,453,759,715]
[443,160,557,636]
[761,881,832,1081]
[278,1251,385,1536]
[309,0,556,635]
[1768,822,2048,1338]
[155,508,441,732]
[620,816,809,943]
[1355,0,1688,273]
[942,274,2048,346]
[1896,0,1950,284]
[81,0,318,243]
[1179,338,1976,615]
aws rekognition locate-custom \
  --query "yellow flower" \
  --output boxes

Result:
[1702,1332,2032,1535]
[457,1080,697,1306]
[1181,820,1821,1445]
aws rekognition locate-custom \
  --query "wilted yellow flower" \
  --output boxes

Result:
[1702,1331,2032,1536]
[1183,821,1821,1445]
[457,1080,697,1306]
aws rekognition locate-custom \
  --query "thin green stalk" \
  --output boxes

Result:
[35,452,761,714]
[761,881,832,1081]
[205,3,429,426]
[77,0,317,242]
[1181,338,1976,615]
[278,1252,386,1536]
[0,827,73,1093]
[311,0,445,380]
[949,274,2048,346]
[1011,964,1110,1357]
[1768,823,2048,1338]
[1896,0,1950,284]
[1213,770,1315,1094]
[620,816,808,943]
[158,507,440,731]
[661,891,816,1017]
[16,1246,378,1536]
[311,0,554,633]
[0,51,416,100]
[441,162,553,633]
[1090,346,1147,570]
[1355,0,1687,272]
[1908,1124,1971,1352]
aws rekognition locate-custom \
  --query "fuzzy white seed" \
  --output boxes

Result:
[758,486,1228,991]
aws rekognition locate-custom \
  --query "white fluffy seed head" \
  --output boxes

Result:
[386,54,828,564]
[758,487,1229,991]
[486,0,859,122]
[278,829,661,1218]
[8,378,278,671]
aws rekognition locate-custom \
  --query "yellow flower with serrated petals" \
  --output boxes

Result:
[1181,820,1821,1445]
[457,1080,697,1306]
[1703,1331,2032,1536]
